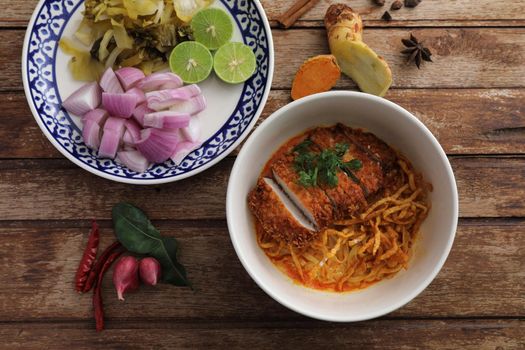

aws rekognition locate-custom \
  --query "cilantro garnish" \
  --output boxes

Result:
[292,140,363,188]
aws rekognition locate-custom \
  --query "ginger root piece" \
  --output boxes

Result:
[324,4,392,97]
[291,55,341,100]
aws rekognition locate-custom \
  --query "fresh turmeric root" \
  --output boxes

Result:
[291,55,341,100]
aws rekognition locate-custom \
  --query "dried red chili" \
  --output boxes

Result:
[74,220,100,293]
[83,241,122,293]
[93,250,124,332]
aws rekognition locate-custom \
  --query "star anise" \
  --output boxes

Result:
[401,34,432,69]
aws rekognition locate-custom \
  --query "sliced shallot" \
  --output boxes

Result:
[136,72,183,92]
[136,128,179,163]
[99,68,124,94]
[62,82,101,116]
[98,117,126,159]
[181,116,201,143]
[117,150,150,173]
[125,87,146,105]
[146,84,201,111]
[143,111,191,129]
[124,120,141,143]
[115,67,145,90]
[132,103,154,126]
[82,120,102,150]
[171,141,200,165]
[169,94,207,115]
[82,108,108,126]
[102,92,137,119]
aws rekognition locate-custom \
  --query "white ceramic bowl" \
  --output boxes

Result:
[226,91,458,322]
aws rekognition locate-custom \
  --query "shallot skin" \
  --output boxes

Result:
[113,256,140,301]
[139,257,162,286]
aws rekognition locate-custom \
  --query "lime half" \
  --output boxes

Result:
[213,42,256,84]
[169,41,213,84]
[191,8,233,50]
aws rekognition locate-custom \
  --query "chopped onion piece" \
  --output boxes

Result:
[136,128,179,163]
[126,87,146,105]
[82,120,102,150]
[146,84,201,111]
[125,119,141,143]
[143,111,191,129]
[169,94,206,115]
[62,82,101,116]
[181,116,201,142]
[132,103,154,126]
[117,150,150,173]
[99,130,122,159]
[136,72,183,92]
[100,68,124,94]
[115,67,145,90]
[104,116,126,134]
[102,92,137,118]
[122,130,134,146]
[82,108,108,126]
[171,141,200,165]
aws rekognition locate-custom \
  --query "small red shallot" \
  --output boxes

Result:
[171,141,200,165]
[99,68,124,94]
[115,67,145,90]
[132,103,154,126]
[62,82,101,116]
[112,256,140,301]
[82,121,102,150]
[181,116,201,143]
[125,87,146,105]
[136,72,183,92]
[136,128,179,163]
[82,108,108,126]
[146,84,201,111]
[102,92,137,119]
[169,94,207,115]
[117,150,150,173]
[139,257,161,286]
[143,111,191,129]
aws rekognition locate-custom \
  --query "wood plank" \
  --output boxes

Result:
[0,219,522,321]
[0,319,523,349]
[6,28,525,91]
[2,0,525,27]
[262,0,525,25]
[0,157,523,220]
[3,89,524,159]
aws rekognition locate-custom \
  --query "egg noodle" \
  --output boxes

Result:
[256,155,431,292]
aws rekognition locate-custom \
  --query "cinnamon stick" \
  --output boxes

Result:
[276,0,320,29]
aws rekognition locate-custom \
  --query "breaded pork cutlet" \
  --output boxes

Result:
[248,177,317,247]
[248,125,400,248]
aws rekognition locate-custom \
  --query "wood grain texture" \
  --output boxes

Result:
[5,28,525,91]
[2,0,525,27]
[0,319,524,349]
[3,89,524,159]
[0,219,523,321]
[0,157,523,220]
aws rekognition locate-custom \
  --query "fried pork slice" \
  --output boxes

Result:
[248,177,317,247]
[272,157,335,228]
[337,124,400,189]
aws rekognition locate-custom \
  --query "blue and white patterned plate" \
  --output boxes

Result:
[22,0,274,184]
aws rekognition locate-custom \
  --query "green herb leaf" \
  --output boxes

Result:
[343,159,363,171]
[292,139,313,154]
[112,203,190,287]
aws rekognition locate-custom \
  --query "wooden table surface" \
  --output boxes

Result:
[1,0,524,348]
